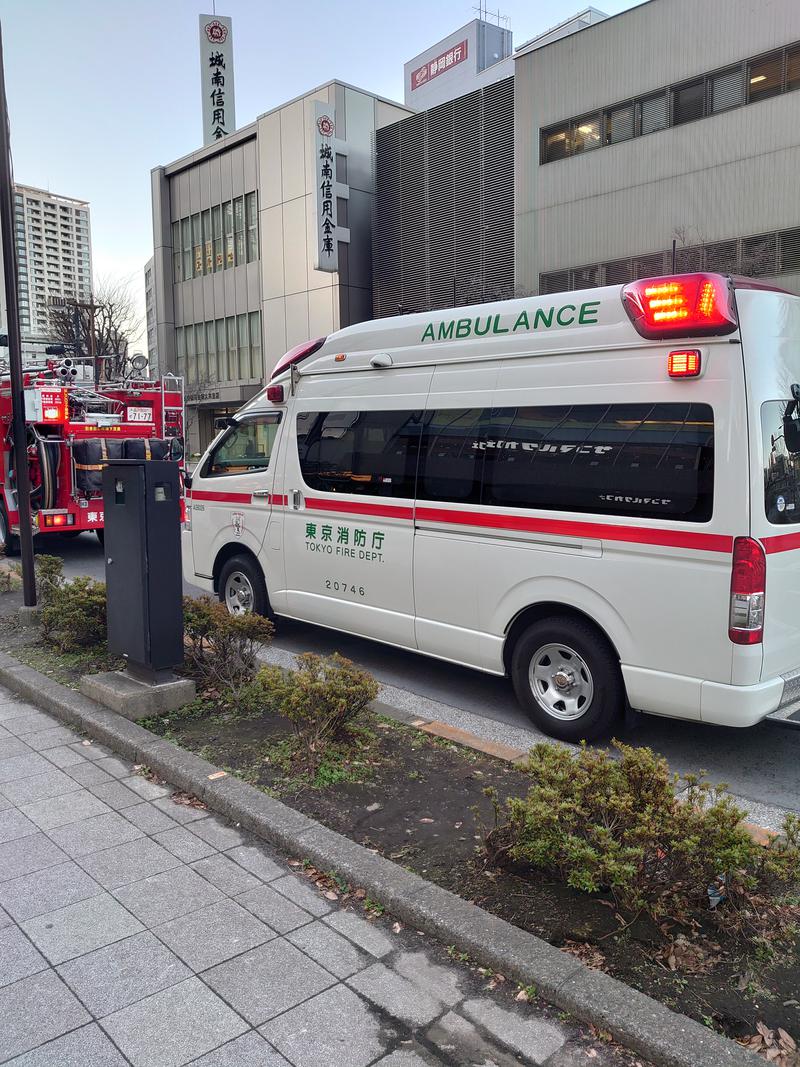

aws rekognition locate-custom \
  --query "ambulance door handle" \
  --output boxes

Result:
[291,490,303,510]
[252,490,271,498]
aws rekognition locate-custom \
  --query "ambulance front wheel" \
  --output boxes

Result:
[511,616,623,742]
[219,554,270,618]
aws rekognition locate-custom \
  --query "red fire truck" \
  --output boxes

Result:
[0,359,184,554]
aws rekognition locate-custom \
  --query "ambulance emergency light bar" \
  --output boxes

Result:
[621,273,738,340]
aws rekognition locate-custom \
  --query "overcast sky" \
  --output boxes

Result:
[1,0,639,349]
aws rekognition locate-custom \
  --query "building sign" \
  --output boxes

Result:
[314,102,338,273]
[410,39,469,91]
[199,14,236,146]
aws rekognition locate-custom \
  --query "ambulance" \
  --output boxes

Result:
[183,273,800,741]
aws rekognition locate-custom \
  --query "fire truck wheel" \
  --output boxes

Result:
[510,616,623,742]
[60,531,80,540]
[95,530,105,547]
[219,555,269,618]
[0,504,19,557]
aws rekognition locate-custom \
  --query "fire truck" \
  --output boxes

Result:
[0,358,184,554]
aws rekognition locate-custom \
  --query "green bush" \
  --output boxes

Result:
[259,652,379,771]
[485,741,800,924]
[41,575,107,652]
[183,596,274,703]
[35,554,65,605]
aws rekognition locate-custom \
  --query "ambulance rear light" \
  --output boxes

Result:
[266,384,284,403]
[269,337,326,381]
[40,511,75,529]
[622,273,738,339]
[729,537,766,645]
[667,350,702,378]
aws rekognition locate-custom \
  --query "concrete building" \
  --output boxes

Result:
[515,0,800,296]
[13,184,92,347]
[144,256,157,374]
[151,81,410,453]
[404,17,513,111]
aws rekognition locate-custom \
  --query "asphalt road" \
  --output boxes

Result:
[47,530,800,826]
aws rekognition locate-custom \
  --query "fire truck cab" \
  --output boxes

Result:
[0,359,184,553]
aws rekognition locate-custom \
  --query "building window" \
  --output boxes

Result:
[223,202,234,267]
[245,192,258,263]
[542,39,800,164]
[212,205,222,271]
[605,102,634,144]
[542,123,570,163]
[233,197,245,266]
[249,311,261,378]
[571,114,601,153]
[176,326,186,381]
[192,214,202,277]
[237,313,249,378]
[202,209,212,274]
[639,91,669,134]
[172,221,181,282]
[672,78,705,125]
[748,51,784,102]
[216,320,226,379]
[226,317,237,379]
[182,218,192,281]
[788,45,800,91]
[206,321,217,380]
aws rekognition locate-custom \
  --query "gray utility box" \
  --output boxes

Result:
[102,460,183,680]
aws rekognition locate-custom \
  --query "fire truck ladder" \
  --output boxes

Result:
[161,373,185,448]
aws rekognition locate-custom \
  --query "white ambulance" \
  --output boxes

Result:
[183,273,800,741]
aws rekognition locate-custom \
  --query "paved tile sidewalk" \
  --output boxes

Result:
[0,688,636,1066]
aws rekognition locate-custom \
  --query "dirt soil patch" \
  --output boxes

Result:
[144,702,800,1047]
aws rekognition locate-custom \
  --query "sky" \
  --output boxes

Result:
[1,0,639,350]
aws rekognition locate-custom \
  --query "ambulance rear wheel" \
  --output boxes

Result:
[219,554,269,618]
[0,503,19,557]
[511,616,622,742]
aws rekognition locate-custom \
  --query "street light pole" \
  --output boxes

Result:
[0,23,36,606]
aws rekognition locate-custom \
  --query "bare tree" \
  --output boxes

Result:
[50,276,143,381]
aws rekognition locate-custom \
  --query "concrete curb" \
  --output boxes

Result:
[0,650,761,1067]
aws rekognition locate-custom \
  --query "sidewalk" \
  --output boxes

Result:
[0,688,641,1067]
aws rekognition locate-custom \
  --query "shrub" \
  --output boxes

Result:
[35,554,65,605]
[0,561,22,594]
[183,596,274,703]
[484,741,800,926]
[40,575,107,652]
[259,652,379,771]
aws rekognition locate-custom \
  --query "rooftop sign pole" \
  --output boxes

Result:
[199,14,235,146]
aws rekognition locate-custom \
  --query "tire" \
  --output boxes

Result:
[510,616,623,742]
[95,530,104,547]
[0,502,20,557]
[218,554,270,617]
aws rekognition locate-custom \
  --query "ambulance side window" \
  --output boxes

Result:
[203,413,282,477]
[762,400,800,524]
[416,409,485,504]
[296,410,421,496]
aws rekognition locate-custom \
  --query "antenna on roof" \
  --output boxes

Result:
[473,2,509,27]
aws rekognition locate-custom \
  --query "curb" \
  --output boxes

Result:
[0,650,761,1067]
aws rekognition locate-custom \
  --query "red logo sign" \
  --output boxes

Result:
[410,39,469,91]
[317,114,335,137]
[204,19,228,43]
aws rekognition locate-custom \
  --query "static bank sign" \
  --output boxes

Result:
[314,102,338,273]
[199,15,235,146]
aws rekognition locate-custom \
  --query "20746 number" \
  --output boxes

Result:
[325,579,366,596]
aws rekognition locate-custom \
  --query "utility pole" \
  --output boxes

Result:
[0,23,36,607]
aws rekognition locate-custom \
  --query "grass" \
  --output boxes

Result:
[13,640,124,689]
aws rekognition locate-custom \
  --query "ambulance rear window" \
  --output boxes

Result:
[762,401,800,524]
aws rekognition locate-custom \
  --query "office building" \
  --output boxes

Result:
[515,0,800,295]
[13,185,92,346]
[150,81,410,453]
